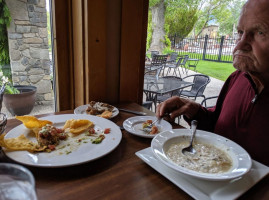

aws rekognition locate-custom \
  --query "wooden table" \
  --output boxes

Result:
[0,103,268,200]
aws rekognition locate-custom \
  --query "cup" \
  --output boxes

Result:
[0,163,37,200]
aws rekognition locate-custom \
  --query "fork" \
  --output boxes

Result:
[143,118,160,132]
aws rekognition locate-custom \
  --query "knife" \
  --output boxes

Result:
[118,108,147,116]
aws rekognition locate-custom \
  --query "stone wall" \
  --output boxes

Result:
[6,0,53,105]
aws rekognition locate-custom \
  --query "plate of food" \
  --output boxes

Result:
[0,114,122,167]
[151,129,252,181]
[74,101,119,119]
[123,116,172,138]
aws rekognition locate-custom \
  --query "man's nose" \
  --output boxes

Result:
[235,33,252,52]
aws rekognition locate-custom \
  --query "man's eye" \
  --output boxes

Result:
[258,31,264,35]
[238,30,243,35]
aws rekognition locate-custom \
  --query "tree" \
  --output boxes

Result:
[148,0,200,52]
[148,0,244,53]
[192,0,233,37]
[0,0,11,66]
[166,1,199,39]
[217,0,247,36]
[148,0,166,53]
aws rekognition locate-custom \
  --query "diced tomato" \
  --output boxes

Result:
[104,128,111,134]
[48,145,56,151]
[146,120,152,124]
[88,127,95,134]
[59,133,67,140]
[150,126,158,135]
[56,128,64,133]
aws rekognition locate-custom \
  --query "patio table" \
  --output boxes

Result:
[144,76,194,109]
[187,58,199,72]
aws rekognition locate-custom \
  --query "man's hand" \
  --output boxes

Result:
[156,96,200,121]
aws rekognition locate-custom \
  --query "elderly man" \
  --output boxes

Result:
[156,0,269,166]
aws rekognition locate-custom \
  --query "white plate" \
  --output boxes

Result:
[151,129,252,181]
[3,114,122,168]
[123,116,172,138]
[74,104,119,119]
[136,147,269,200]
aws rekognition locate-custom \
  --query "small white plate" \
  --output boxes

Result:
[123,116,172,138]
[136,147,269,200]
[3,114,122,168]
[74,104,119,119]
[151,129,252,181]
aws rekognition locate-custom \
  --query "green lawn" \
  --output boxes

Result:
[190,60,236,81]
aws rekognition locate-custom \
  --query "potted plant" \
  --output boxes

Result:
[0,72,37,116]
[0,1,37,116]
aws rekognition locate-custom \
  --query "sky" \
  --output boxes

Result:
[46,0,50,11]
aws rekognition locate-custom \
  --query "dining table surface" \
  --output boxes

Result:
[0,102,268,200]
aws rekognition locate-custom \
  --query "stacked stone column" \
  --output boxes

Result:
[6,0,53,105]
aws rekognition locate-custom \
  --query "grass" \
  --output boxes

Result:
[194,60,236,81]
[155,50,235,81]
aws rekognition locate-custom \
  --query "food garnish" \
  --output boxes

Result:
[142,120,159,135]
[86,101,114,118]
[104,128,111,134]
[92,135,105,144]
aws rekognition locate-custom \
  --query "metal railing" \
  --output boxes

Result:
[169,35,237,63]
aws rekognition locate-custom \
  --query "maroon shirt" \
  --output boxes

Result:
[192,70,269,166]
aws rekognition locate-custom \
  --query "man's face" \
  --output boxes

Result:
[233,0,269,76]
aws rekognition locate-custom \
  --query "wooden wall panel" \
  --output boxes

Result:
[72,0,85,107]
[120,0,149,104]
[53,0,149,110]
[52,0,74,111]
[86,1,107,102]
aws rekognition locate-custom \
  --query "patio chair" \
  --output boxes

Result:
[148,54,168,76]
[166,52,178,64]
[156,76,183,104]
[178,74,210,101]
[165,56,183,77]
[200,95,218,109]
[150,51,159,59]
[144,65,163,79]
[142,101,153,110]
[178,55,189,74]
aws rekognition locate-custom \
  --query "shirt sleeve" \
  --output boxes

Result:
[183,70,240,132]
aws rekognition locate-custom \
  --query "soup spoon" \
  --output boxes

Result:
[182,120,198,155]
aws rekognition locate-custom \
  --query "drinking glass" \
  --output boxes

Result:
[0,163,37,200]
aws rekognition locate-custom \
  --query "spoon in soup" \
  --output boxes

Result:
[182,120,198,155]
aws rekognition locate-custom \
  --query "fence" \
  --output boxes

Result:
[169,35,237,63]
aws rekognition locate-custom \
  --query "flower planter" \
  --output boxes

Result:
[3,85,37,116]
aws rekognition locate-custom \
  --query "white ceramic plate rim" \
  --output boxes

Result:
[151,129,252,181]
[123,116,172,138]
[74,104,119,119]
[3,114,122,168]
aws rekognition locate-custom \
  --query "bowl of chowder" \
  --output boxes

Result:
[151,129,252,181]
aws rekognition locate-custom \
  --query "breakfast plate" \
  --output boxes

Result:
[74,104,119,119]
[123,116,172,138]
[151,129,252,181]
[3,114,122,168]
